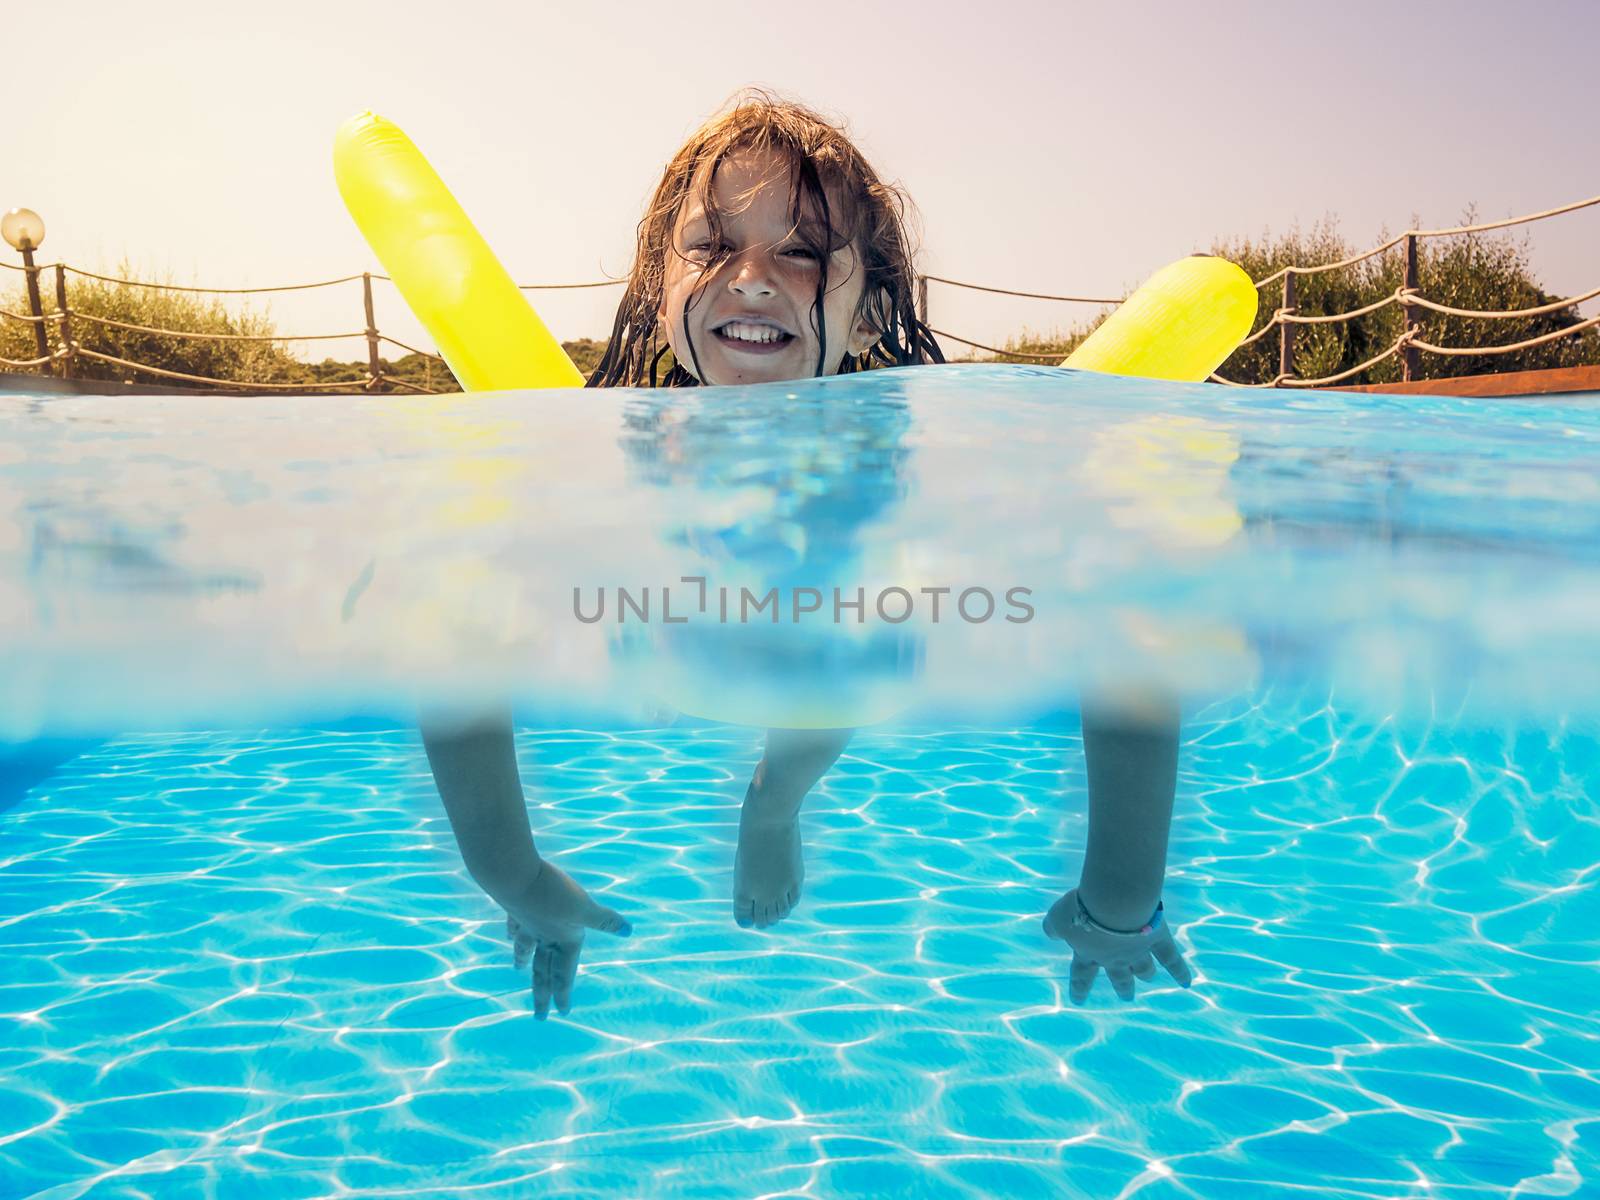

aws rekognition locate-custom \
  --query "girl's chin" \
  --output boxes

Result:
[705,344,815,383]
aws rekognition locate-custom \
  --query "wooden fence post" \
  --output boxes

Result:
[20,246,50,367]
[1278,269,1297,383]
[362,272,383,390]
[1400,233,1420,382]
[53,264,74,378]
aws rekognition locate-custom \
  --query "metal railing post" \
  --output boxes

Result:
[1401,233,1420,382]
[916,275,928,326]
[1278,269,1297,384]
[53,264,74,377]
[362,272,383,390]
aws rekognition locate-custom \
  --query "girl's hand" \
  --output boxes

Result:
[1043,887,1193,1004]
[500,859,632,1019]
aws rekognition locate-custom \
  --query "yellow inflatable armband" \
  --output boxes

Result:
[1064,255,1257,380]
[333,112,583,391]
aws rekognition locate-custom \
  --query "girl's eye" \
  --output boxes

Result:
[781,246,820,262]
[683,241,728,261]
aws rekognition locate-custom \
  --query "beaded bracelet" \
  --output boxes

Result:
[1074,892,1164,937]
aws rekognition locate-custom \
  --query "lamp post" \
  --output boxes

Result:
[3,208,51,367]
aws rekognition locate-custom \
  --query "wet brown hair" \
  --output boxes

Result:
[587,90,944,388]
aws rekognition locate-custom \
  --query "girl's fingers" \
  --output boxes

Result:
[553,943,581,1015]
[1050,900,1194,1003]
[1152,937,1193,988]
[532,942,555,1019]
[1068,956,1100,1005]
[584,901,632,937]
[1105,966,1136,1001]
[507,914,535,969]
[512,930,535,970]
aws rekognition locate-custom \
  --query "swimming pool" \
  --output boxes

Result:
[3,365,1597,1197]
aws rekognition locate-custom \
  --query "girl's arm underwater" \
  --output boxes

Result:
[419,706,631,1018]
[1076,692,1180,929]
[1043,690,1194,1002]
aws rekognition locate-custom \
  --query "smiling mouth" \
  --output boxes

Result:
[711,318,796,352]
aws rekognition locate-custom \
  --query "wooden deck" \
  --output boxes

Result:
[1341,364,1600,399]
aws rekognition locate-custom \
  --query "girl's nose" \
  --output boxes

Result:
[727,249,777,298]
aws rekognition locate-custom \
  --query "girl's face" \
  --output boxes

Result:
[657,149,880,385]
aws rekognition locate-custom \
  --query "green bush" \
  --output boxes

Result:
[1,263,308,387]
[561,337,608,379]
[291,351,462,393]
[296,340,610,392]
[994,217,1600,385]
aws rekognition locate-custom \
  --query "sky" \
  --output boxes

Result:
[4,0,1597,364]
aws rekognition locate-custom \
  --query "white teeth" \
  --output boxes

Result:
[719,320,787,344]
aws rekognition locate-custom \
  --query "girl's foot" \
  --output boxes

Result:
[731,729,849,930]
[733,800,804,930]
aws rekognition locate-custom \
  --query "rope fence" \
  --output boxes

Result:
[377,333,444,360]
[926,328,1063,362]
[1245,192,1600,291]
[0,350,54,369]
[1199,281,1600,342]
[1412,311,1600,356]
[517,279,626,291]
[70,311,368,343]
[920,275,1122,305]
[4,187,1598,392]
[62,265,371,294]
[1408,282,1600,320]
[72,347,372,391]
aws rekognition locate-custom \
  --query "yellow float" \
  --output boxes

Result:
[1062,254,1256,379]
[334,112,583,391]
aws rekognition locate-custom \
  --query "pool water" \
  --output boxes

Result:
[6,365,1599,733]
[3,366,1599,1197]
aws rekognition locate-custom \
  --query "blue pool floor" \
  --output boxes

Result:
[1,690,1597,1199]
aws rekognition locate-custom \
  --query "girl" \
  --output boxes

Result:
[421,92,944,1019]
[422,92,1192,1019]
